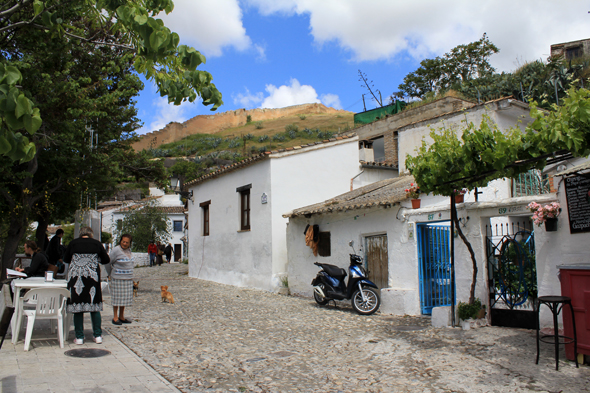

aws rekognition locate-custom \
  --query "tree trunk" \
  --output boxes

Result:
[453,214,478,304]
[36,215,49,251]
[0,152,39,280]
[1,215,29,280]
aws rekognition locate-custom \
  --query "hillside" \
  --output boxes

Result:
[133,103,354,152]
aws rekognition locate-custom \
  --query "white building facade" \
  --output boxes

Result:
[186,135,361,291]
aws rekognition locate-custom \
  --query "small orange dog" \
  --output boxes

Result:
[160,285,174,304]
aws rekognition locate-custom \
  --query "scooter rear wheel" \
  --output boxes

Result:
[351,287,380,315]
[314,284,330,306]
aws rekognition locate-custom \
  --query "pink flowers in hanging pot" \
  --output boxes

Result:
[527,201,561,226]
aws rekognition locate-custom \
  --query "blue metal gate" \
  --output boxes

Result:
[417,224,454,314]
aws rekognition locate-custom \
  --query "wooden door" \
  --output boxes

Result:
[174,244,182,262]
[365,234,388,289]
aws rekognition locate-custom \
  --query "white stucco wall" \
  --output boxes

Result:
[188,159,274,290]
[398,104,532,173]
[352,168,397,190]
[534,176,590,328]
[286,193,567,322]
[187,138,360,292]
[269,139,360,285]
[286,202,486,316]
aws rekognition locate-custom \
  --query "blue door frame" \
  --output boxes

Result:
[417,223,455,314]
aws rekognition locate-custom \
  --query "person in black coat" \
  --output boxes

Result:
[63,226,110,345]
[15,241,49,277]
[164,243,172,263]
[46,228,65,267]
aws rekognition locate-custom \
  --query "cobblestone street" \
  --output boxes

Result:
[105,263,590,393]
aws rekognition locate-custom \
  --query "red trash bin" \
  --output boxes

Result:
[558,264,590,361]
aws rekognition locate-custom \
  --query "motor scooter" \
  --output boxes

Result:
[311,240,380,315]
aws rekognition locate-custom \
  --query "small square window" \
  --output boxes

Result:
[318,232,331,257]
[173,220,183,232]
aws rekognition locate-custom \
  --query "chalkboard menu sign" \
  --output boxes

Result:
[564,175,590,234]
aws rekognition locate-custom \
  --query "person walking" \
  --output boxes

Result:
[63,226,110,345]
[155,241,164,266]
[14,241,49,277]
[164,242,172,263]
[107,234,134,325]
[147,241,157,267]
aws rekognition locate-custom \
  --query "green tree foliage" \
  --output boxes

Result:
[116,202,171,252]
[398,34,499,99]
[0,10,168,279]
[0,0,223,162]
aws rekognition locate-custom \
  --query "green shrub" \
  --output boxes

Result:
[272,134,285,142]
[246,115,252,123]
[458,298,482,320]
[285,123,299,133]
[258,135,269,142]
[244,133,254,140]
[255,121,264,129]
[298,114,306,120]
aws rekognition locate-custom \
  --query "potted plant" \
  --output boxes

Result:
[405,183,421,208]
[527,201,561,231]
[457,298,486,329]
[453,188,467,203]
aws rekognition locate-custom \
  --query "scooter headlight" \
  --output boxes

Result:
[350,266,363,278]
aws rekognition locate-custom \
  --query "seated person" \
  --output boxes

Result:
[14,241,49,277]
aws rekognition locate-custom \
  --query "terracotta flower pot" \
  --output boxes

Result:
[411,199,421,209]
[544,217,558,231]
[454,194,464,203]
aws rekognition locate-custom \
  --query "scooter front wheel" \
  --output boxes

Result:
[314,284,330,306]
[351,287,380,315]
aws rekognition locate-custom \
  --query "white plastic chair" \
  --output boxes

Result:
[21,288,70,351]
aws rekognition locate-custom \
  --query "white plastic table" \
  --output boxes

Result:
[11,277,68,344]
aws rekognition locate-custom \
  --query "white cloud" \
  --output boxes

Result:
[320,93,342,110]
[253,43,267,62]
[233,89,264,108]
[137,97,198,135]
[245,0,590,72]
[260,78,321,108]
[158,0,251,57]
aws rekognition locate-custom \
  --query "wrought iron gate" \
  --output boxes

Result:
[417,224,453,315]
[486,221,538,329]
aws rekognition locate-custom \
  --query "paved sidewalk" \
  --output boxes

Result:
[0,295,180,392]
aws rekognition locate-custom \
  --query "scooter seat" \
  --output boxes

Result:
[319,263,347,279]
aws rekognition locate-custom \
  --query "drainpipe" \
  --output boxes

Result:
[350,170,365,191]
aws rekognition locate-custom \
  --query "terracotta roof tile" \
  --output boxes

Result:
[283,175,415,218]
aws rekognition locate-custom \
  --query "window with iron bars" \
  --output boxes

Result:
[513,169,551,197]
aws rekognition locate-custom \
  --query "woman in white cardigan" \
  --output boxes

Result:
[107,234,134,325]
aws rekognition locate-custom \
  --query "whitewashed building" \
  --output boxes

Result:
[110,194,187,260]
[185,134,360,291]
[284,96,585,329]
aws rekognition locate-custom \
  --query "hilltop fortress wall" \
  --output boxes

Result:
[132,103,346,151]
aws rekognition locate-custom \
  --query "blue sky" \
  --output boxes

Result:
[134,0,590,135]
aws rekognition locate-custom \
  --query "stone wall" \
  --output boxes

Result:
[356,97,475,142]
[132,103,347,151]
[132,252,150,267]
